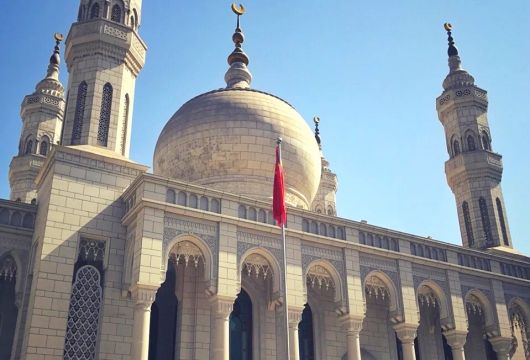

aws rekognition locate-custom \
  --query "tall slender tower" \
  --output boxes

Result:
[311,117,338,216]
[9,35,66,203]
[436,24,512,250]
[62,0,146,157]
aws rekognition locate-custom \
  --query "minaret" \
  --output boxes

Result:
[436,23,512,249]
[311,117,338,216]
[9,34,66,203]
[61,0,146,157]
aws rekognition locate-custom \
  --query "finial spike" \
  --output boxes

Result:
[313,117,321,147]
[444,23,459,57]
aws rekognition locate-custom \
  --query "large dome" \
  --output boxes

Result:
[153,86,321,208]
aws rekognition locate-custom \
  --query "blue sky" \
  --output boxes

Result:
[0,1,528,254]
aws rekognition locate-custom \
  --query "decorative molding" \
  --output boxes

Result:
[55,150,142,178]
[75,22,99,37]
[132,35,145,58]
[360,255,398,272]
[237,231,281,249]
[503,283,530,309]
[411,265,446,282]
[103,24,127,40]
[237,242,282,282]
[301,243,343,261]
[459,274,491,290]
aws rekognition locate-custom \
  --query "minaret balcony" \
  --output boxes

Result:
[445,150,503,188]
[20,94,65,118]
[65,18,147,72]
[436,86,488,112]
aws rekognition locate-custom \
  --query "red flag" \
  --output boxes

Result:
[273,146,286,227]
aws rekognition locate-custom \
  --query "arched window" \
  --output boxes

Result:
[367,234,374,246]
[359,232,366,245]
[328,226,336,238]
[479,197,493,245]
[77,5,83,21]
[381,237,389,250]
[200,196,209,211]
[298,304,315,360]
[120,94,129,155]
[30,198,36,205]
[177,192,187,206]
[310,222,318,235]
[10,212,21,227]
[258,209,266,223]
[210,199,220,213]
[72,81,88,144]
[417,245,424,257]
[189,194,198,209]
[425,247,431,259]
[97,83,113,146]
[410,243,416,255]
[467,135,476,151]
[302,219,310,232]
[462,201,474,245]
[453,140,460,156]
[111,4,121,22]
[248,208,257,221]
[390,239,398,251]
[90,3,100,19]
[481,132,490,150]
[22,214,34,229]
[130,15,135,29]
[25,140,33,155]
[319,223,327,237]
[337,227,345,240]
[496,198,509,246]
[229,289,252,360]
[374,236,381,248]
[0,209,9,224]
[238,205,247,219]
[40,136,50,156]
[166,189,176,204]
[267,211,275,225]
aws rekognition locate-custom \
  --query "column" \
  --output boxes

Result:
[443,329,467,360]
[489,336,513,360]
[209,294,235,360]
[394,322,418,360]
[339,314,364,360]
[131,287,157,360]
[288,310,303,360]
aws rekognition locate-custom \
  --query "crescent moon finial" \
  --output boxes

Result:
[54,33,64,42]
[313,117,320,124]
[231,2,245,16]
[444,23,452,32]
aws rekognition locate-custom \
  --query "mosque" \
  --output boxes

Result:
[1,1,530,360]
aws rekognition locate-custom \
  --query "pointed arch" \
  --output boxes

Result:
[464,289,495,328]
[90,2,100,19]
[481,131,491,150]
[164,234,213,284]
[466,133,477,151]
[508,298,530,333]
[453,139,461,156]
[239,247,281,295]
[363,270,399,313]
[111,4,121,22]
[24,138,33,155]
[304,259,344,305]
[415,280,450,322]
[0,251,23,294]
[39,135,50,156]
[97,83,113,146]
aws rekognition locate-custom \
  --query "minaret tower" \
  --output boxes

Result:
[61,0,146,157]
[9,34,66,203]
[311,117,339,216]
[436,23,512,250]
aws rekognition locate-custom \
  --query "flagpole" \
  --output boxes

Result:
[276,137,291,360]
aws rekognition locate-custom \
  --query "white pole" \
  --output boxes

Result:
[276,137,291,360]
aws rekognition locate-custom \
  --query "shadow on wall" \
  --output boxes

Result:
[342,349,378,360]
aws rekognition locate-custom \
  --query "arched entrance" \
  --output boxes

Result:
[230,289,252,360]
[298,303,315,360]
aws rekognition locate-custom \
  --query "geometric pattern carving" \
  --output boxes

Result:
[103,25,127,40]
[365,275,390,300]
[72,81,88,143]
[0,255,17,281]
[63,265,103,360]
[242,253,272,280]
[479,197,493,245]
[307,265,334,290]
[417,285,438,308]
[78,239,106,262]
[97,83,113,146]
[462,201,474,245]
[360,255,402,308]
[466,294,485,315]
[169,241,205,268]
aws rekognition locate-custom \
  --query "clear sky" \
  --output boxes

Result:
[0,1,528,254]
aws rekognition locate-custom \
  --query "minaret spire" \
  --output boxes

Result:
[35,33,65,97]
[225,3,252,88]
[436,23,513,250]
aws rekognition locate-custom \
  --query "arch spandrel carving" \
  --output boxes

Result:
[464,289,496,330]
[304,259,345,312]
[415,280,451,327]
[363,270,400,320]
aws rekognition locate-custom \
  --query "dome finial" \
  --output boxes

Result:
[225,3,252,88]
[444,23,459,57]
[35,33,65,97]
[313,117,321,149]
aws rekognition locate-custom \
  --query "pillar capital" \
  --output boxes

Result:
[393,322,418,343]
[130,284,158,308]
[443,329,467,348]
[288,307,304,326]
[208,294,236,318]
[488,336,514,359]
[339,314,364,334]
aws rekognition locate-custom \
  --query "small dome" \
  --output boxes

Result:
[153,88,321,208]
